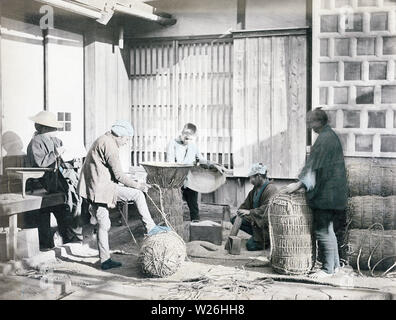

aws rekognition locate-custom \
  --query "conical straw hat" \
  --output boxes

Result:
[29,111,63,129]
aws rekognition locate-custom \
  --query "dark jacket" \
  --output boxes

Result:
[239,182,278,229]
[27,132,81,217]
[299,125,348,210]
[27,132,62,192]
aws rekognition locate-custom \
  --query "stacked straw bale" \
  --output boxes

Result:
[346,196,396,230]
[346,163,396,197]
[346,163,396,272]
[268,192,316,275]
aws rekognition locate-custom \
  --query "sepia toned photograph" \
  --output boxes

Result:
[0,0,395,306]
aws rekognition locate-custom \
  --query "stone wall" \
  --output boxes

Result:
[313,0,396,158]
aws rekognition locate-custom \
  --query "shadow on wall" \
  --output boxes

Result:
[1,131,26,172]
[2,131,25,156]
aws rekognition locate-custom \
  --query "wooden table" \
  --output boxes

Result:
[0,190,65,261]
[5,168,54,197]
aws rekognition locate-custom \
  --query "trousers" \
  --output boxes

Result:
[313,209,341,274]
[89,185,156,263]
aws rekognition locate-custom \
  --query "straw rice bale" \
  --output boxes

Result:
[346,163,396,197]
[346,196,396,230]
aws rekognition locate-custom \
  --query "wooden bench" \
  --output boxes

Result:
[0,190,66,261]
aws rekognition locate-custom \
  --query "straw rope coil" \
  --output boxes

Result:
[347,226,396,275]
[138,230,187,278]
[268,192,316,275]
[346,196,396,230]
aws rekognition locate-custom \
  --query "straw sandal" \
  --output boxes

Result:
[309,270,334,279]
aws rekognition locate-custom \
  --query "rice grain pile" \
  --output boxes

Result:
[346,196,396,230]
[138,231,186,278]
[268,192,316,275]
[347,229,396,272]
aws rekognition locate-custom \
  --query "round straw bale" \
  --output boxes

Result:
[346,196,396,230]
[138,231,186,278]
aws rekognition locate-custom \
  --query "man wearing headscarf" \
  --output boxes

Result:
[282,108,348,279]
[230,163,278,251]
[78,120,170,270]
[27,111,83,249]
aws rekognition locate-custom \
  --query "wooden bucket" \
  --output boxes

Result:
[268,192,316,275]
[347,196,396,230]
[141,162,193,238]
[346,163,396,197]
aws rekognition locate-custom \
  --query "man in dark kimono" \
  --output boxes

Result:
[27,111,83,249]
[282,108,348,279]
[230,163,278,251]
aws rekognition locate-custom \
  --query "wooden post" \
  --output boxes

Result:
[8,214,17,261]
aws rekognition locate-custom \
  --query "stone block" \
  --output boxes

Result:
[320,87,328,104]
[357,38,375,55]
[226,236,241,255]
[383,37,396,55]
[369,62,387,80]
[368,111,386,128]
[321,62,339,81]
[189,221,223,245]
[356,86,374,104]
[345,14,363,32]
[344,110,361,128]
[335,38,350,56]
[381,135,396,152]
[355,135,374,152]
[370,12,388,31]
[358,0,377,5]
[334,87,349,104]
[320,39,329,57]
[344,62,362,80]
[321,15,339,33]
[381,85,396,103]
[17,228,40,259]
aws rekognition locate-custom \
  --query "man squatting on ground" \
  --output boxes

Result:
[166,123,218,221]
[282,108,348,279]
[77,120,170,270]
[231,163,278,251]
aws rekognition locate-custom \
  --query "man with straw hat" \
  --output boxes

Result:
[230,163,278,251]
[27,111,83,250]
[78,120,170,270]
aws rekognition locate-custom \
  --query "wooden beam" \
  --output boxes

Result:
[0,2,3,176]
[0,191,66,217]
